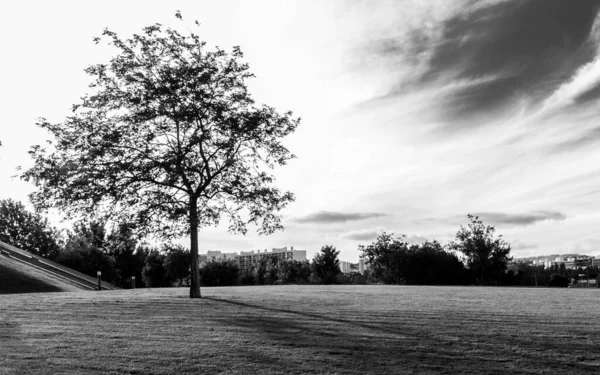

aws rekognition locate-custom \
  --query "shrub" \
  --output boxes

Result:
[200,260,239,286]
[548,274,569,287]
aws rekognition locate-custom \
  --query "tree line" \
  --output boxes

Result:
[0,198,349,287]
[3,198,587,288]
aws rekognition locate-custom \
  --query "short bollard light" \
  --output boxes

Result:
[131,276,136,289]
[97,270,102,291]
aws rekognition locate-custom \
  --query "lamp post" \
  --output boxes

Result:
[97,270,102,291]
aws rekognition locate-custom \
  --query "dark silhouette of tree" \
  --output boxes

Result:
[21,13,299,298]
[312,245,341,284]
[105,222,146,287]
[549,274,569,287]
[0,198,61,258]
[56,221,119,283]
[276,259,311,284]
[163,244,191,286]
[359,232,409,284]
[359,233,468,285]
[449,214,512,285]
[142,250,170,287]
[200,259,239,286]
[404,240,468,285]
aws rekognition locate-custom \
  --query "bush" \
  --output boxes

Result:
[336,272,368,285]
[200,260,239,286]
[55,236,118,284]
[142,250,171,287]
[238,267,256,285]
[548,274,569,287]
[163,245,190,286]
[276,259,312,284]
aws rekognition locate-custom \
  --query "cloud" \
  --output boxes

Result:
[405,235,429,245]
[341,229,382,241]
[474,211,567,226]
[361,0,600,123]
[291,211,388,224]
[512,241,539,250]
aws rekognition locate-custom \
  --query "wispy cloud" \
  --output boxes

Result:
[473,211,567,227]
[292,211,388,224]
[340,229,383,241]
[357,0,600,125]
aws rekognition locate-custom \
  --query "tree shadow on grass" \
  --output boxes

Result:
[204,296,600,375]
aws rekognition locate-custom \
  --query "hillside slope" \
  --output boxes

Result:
[0,253,79,294]
[0,240,119,294]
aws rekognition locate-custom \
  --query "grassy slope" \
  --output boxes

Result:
[1,285,600,374]
[0,255,79,294]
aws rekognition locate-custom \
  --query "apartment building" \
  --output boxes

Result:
[358,258,370,275]
[199,246,307,271]
[340,260,353,273]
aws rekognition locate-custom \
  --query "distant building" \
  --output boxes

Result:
[199,246,306,271]
[340,260,354,273]
[358,258,370,274]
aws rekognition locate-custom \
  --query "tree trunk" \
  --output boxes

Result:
[189,197,201,298]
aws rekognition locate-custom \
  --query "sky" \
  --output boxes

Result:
[2,0,600,262]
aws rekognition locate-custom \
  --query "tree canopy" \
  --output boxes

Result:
[449,214,512,285]
[0,198,61,258]
[21,13,299,297]
[312,245,341,284]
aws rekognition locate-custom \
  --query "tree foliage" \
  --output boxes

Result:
[276,259,311,284]
[142,250,170,287]
[163,244,191,286]
[359,233,469,285]
[359,232,409,284]
[0,199,61,258]
[449,214,512,285]
[56,222,119,283]
[312,245,341,284]
[21,13,299,298]
[200,259,239,286]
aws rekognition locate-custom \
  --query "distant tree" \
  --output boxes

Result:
[163,244,191,286]
[404,240,468,285]
[21,13,299,298]
[56,225,119,284]
[312,245,341,284]
[449,214,512,285]
[142,250,170,287]
[359,232,409,284]
[104,222,144,287]
[0,199,61,258]
[296,259,312,284]
[360,234,468,285]
[238,266,256,285]
[549,274,569,287]
[336,271,368,285]
[200,259,239,286]
[253,254,279,285]
[559,263,567,277]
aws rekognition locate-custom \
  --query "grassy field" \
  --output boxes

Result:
[1,285,600,374]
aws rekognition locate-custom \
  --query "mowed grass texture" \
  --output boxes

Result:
[1,286,600,375]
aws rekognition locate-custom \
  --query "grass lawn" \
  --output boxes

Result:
[1,285,600,374]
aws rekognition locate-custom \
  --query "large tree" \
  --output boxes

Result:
[449,214,512,285]
[21,13,299,298]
